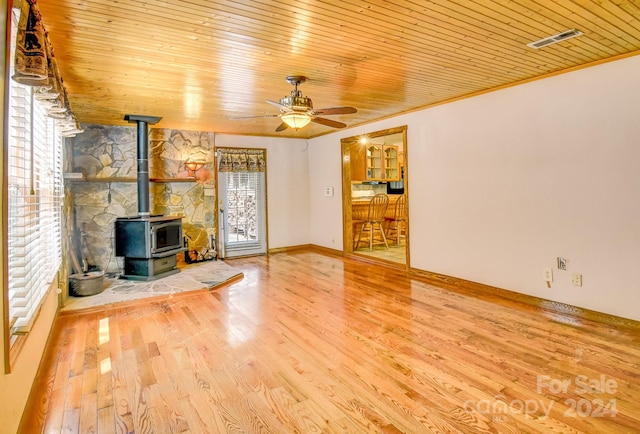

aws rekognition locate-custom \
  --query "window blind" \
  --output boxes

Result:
[7,25,63,337]
[218,172,267,257]
[225,171,265,247]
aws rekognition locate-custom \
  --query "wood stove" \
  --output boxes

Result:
[115,215,183,280]
[114,114,184,280]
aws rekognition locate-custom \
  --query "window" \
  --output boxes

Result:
[5,14,63,346]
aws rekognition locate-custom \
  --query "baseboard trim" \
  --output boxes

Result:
[409,267,640,330]
[307,244,345,257]
[269,244,347,258]
[268,244,315,254]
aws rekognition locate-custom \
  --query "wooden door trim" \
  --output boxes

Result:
[340,126,409,269]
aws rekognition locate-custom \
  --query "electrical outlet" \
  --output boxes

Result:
[543,268,553,282]
[572,273,582,287]
[324,186,334,197]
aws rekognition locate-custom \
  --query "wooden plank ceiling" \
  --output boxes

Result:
[35,0,640,138]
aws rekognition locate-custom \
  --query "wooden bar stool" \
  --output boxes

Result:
[384,194,407,247]
[353,194,389,251]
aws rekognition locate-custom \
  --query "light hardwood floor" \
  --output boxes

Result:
[354,243,406,265]
[20,249,640,433]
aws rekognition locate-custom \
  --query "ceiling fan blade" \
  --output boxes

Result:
[266,99,291,111]
[229,114,280,120]
[311,116,347,129]
[313,106,357,115]
[275,122,289,132]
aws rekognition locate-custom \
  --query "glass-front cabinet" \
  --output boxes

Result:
[384,146,399,180]
[349,136,402,182]
[366,145,382,179]
[364,144,399,181]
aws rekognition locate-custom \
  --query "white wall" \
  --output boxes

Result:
[309,54,640,321]
[214,134,311,249]
[0,288,58,434]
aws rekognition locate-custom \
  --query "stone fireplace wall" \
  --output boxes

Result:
[67,124,216,273]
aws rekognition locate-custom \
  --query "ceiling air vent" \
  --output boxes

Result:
[527,29,583,49]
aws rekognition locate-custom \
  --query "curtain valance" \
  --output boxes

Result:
[12,0,82,137]
[217,148,265,172]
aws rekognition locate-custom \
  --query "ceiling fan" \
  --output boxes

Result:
[235,75,357,132]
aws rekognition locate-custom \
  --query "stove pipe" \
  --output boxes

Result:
[124,114,162,217]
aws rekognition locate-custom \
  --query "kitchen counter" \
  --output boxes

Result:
[352,194,401,220]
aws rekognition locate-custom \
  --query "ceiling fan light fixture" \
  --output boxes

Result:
[280,95,313,111]
[281,112,311,129]
[236,75,355,132]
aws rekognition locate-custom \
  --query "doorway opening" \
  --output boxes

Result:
[341,126,409,268]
